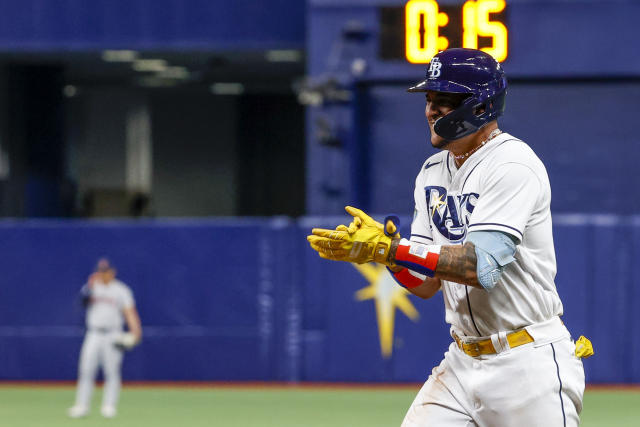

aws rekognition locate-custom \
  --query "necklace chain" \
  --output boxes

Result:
[453,129,502,161]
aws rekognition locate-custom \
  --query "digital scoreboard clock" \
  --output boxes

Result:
[379,0,508,63]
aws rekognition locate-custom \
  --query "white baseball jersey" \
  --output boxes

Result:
[411,132,563,337]
[86,279,135,331]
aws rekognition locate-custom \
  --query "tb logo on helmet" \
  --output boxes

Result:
[428,58,442,78]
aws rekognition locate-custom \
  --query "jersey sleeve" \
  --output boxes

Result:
[410,170,434,244]
[467,162,541,242]
[120,286,135,310]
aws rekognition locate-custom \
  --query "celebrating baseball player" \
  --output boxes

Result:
[68,258,142,419]
[308,48,592,426]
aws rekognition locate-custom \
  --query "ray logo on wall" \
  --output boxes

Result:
[352,263,420,358]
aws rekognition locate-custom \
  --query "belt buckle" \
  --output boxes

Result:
[460,338,481,356]
[454,333,481,357]
[468,341,481,356]
[472,342,481,355]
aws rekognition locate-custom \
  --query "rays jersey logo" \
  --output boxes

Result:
[426,186,479,241]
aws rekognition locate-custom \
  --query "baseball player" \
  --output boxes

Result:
[308,48,592,426]
[68,258,142,419]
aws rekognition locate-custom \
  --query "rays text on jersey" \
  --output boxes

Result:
[425,186,479,241]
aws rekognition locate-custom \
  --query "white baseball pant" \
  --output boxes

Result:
[73,330,124,410]
[402,318,585,427]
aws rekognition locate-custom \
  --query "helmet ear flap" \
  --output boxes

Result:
[433,89,506,140]
[433,100,481,140]
[473,102,487,116]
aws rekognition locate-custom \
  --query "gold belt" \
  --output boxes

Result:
[453,329,534,357]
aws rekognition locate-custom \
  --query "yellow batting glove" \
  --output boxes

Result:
[344,206,399,238]
[307,229,352,262]
[306,206,399,266]
[574,336,594,358]
[335,216,362,233]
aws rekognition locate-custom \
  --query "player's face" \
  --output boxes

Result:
[102,269,116,283]
[425,91,468,148]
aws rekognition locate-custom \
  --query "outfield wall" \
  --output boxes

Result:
[0,216,637,383]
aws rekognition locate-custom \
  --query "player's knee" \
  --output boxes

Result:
[78,365,96,379]
[103,368,121,381]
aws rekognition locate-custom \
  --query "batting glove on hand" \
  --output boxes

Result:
[307,206,399,266]
[334,214,362,234]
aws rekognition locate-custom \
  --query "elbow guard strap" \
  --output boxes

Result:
[388,267,426,289]
[467,231,517,290]
[394,238,441,278]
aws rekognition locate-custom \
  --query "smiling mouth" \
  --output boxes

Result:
[428,119,440,130]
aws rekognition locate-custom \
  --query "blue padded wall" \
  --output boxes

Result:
[0,216,637,383]
[0,219,302,381]
[0,0,305,50]
[359,81,640,215]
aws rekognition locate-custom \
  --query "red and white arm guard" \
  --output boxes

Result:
[388,266,427,289]
[389,238,441,288]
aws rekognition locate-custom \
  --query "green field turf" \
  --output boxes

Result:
[0,385,638,426]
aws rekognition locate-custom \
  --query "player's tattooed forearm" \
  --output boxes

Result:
[435,243,482,288]
[390,238,479,287]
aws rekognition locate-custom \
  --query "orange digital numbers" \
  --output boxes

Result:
[405,0,447,63]
[405,0,508,63]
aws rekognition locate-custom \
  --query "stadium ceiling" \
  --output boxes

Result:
[0,50,305,94]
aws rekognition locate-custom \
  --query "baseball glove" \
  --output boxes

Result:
[113,332,140,351]
[307,206,399,266]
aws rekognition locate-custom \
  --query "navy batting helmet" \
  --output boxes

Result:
[408,48,507,140]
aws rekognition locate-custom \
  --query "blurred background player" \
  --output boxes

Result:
[68,258,142,419]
